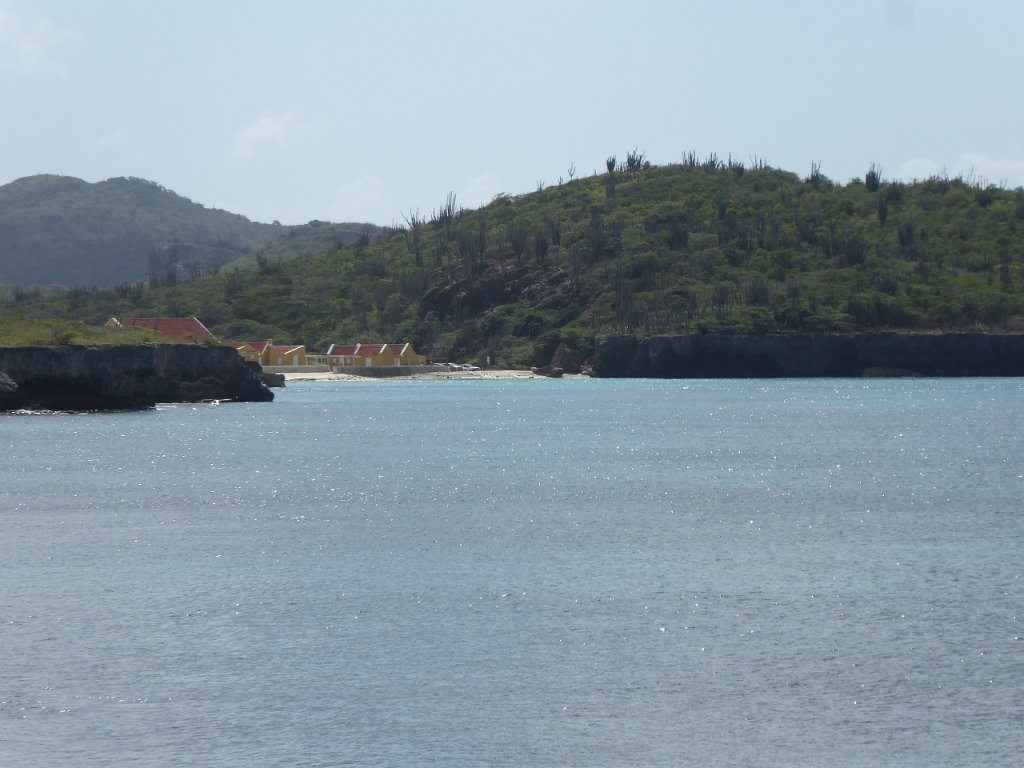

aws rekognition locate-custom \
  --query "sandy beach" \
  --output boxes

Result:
[283,368,570,382]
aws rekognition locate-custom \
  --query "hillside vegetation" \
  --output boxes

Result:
[0,175,376,288]
[3,155,1023,368]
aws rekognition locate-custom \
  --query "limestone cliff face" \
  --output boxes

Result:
[592,333,1024,378]
[0,344,273,411]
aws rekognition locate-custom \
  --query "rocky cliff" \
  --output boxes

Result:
[591,333,1024,378]
[0,344,273,411]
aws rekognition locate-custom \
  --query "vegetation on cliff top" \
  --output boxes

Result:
[3,155,1023,367]
[0,312,166,346]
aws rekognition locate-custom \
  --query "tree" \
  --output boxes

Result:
[432,192,460,241]
[806,160,823,188]
[533,225,550,265]
[585,210,607,260]
[508,221,529,263]
[402,209,425,267]
[865,163,882,193]
[625,147,646,174]
[897,214,916,247]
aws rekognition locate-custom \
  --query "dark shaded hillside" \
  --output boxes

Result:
[5,156,1024,368]
[0,175,376,288]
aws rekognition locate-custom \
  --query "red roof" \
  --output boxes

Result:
[326,344,359,356]
[325,342,418,358]
[355,343,387,357]
[112,317,217,344]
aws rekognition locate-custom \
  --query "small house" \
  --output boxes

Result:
[222,341,265,364]
[323,342,427,369]
[221,339,307,367]
[325,344,361,369]
[386,343,427,366]
[265,344,307,367]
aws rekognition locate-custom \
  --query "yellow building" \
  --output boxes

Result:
[324,344,361,369]
[263,343,307,367]
[324,342,427,369]
[223,340,307,367]
[378,343,427,366]
[223,341,264,363]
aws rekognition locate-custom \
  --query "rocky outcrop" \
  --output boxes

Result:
[592,333,1024,378]
[532,342,581,378]
[245,361,286,388]
[549,342,581,374]
[0,344,273,411]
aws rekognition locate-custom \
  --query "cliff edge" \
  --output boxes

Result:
[592,333,1024,378]
[0,344,273,411]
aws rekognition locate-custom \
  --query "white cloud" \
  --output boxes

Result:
[0,6,72,77]
[230,113,296,160]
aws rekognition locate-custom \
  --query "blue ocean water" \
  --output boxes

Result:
[2,377,1022,767]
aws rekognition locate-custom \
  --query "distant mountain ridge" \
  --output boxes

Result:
[0,175,374,288]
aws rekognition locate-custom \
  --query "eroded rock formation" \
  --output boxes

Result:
[592,333,1024,378]
[0,344,273,411]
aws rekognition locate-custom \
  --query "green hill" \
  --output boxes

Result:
[4,156,1024,367]
[0,175,375,288]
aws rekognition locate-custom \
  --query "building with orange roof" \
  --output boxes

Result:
[221,341,265,364]
[220,339,308,368]
[106,316,217,344]
[322,342,426,369]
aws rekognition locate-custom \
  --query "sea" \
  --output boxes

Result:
[1,377,1022,767]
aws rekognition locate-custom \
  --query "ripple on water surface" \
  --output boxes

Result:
[2,378,1022,767]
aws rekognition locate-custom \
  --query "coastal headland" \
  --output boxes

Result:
[0,344,273,411]
[288,333,1024,381]
[3,332,1022,412]
[591,333,1024,378]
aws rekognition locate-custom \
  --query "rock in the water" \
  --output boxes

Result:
[246,361,285,387]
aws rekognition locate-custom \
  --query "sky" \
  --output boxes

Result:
[2,0,1023,226]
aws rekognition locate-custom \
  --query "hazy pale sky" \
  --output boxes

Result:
[2,0,1022,225]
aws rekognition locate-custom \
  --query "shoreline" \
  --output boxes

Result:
[282,369,574,382]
